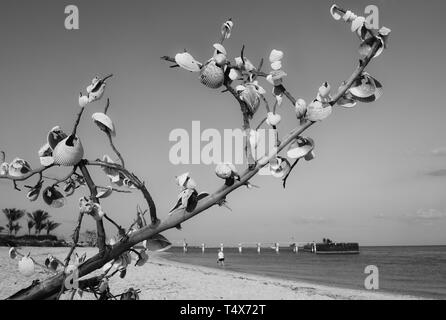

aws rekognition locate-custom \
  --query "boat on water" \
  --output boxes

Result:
[301,239,360,255]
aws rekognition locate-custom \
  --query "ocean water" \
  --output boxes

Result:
[164,246,446,299]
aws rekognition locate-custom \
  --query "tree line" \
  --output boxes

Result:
[1,208,60,236]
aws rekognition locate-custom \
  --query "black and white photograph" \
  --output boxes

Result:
[0,0,445,305]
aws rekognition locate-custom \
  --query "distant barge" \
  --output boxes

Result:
[301,239,359,254]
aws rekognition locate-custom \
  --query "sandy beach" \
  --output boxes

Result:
[0,247,421,300]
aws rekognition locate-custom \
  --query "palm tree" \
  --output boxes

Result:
[13,223,22,236]
[27,220,35,235]
[45,221,61,236]
[2,208,25,236]
[27,210,50,235]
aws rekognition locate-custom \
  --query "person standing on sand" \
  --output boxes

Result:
[217,249,225,267]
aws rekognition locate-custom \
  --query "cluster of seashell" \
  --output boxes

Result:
[330,5,391,59]
[79,75,112,107]
[266,49,287,106]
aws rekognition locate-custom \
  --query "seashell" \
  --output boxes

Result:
[92,113,116,137]
[269,49,284,63]
[359,36,384,59]
[97,187,113,199]
[349,73,383,102]
[266,112,282,127]
[176,172,190,188]
[18,256,35,277]
[342,10,356,22]
[221,20,234,39]
[229,68,242,81]
[240,85,261,115]
[215,163,237,180]
[8,158,32,177]
[295,99,307,119]
[9,248,17,259]
[199,61,224,89]
[270,70,287,83]
[234,57,255,72]
[63,180,76,197]
[53,135,84,166]
[305,150,316,161]
[0,162,9,176]
[79,94,89,108]
[318,82,331,99]
[136,250,149,266]
[87,75,112,103]
[144,234,172,252]
[174,52,201,72]
[185,177,197,190]
[266,75,274,85]
[38,143,54,167]
[306,100,332,122]
[271,61,282,71]
[214,53,227,67]
[47,126,68,150]
[336,92,357,108]
[43,186,66,208]
[27,181,43,202]
[270,157,291,179]
[330,5,342,20]
[213,43,227,56]
[351,16,366,33]
[287,137,315,159]
[276,94,283,106]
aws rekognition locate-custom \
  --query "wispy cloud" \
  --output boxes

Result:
[292,216,331,225]
[431,147,446,157]
[426,169,446,177]
[374,209,446,225]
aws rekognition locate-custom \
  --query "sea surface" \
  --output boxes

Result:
[164,246,446,299]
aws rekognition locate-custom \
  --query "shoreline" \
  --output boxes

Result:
[0,247,423,300]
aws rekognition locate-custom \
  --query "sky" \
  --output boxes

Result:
[0,0,445,247]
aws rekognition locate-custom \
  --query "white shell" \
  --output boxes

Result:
[215,163,233,179]
[214,54,227,67]
[270,70,287,82]
[79,95,89,108]
[9,248,17,259]
[266,113,282,126]
[287,138,314,159]
[351,16,366,32]
[318,82,331,98]
[199,61,224,89]
[306,100,332,122]
[176,172,190,188]
[175,52,201,72]
[213,43,227,56]
[97,186,113,199]
[0,162,9,176]
[295,99,307,119]
[18,256,35,277]
[53,136,84,167]
[266,75,274,85]
[330,5,342,20]
[221,20,234,39]
[271,61,282,71]
[229,69,242,81]
[269,49,284,63]
[92,113,116,136]
[8,158,32,177]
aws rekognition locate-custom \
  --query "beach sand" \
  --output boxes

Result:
[0,247,420,300]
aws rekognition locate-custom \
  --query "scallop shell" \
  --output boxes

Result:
[43,186,66,208]
[92,113,116,136]
[213,43,227,56]
[306,100,332,122]
[53,135,84,166]
[47,126,68,150]
[8,158,32,177]
[174,52,201,72]
[287,137,315,159]
[18,256,35,277]
[97,186,113,199]
[349,73,383,102]
[215,163,233,179]
[199,61,224,89]
[269,49,284,63]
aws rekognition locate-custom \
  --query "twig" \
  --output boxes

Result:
[72,107,85,136]
[282,159,300,188]
[106,131,125,167]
